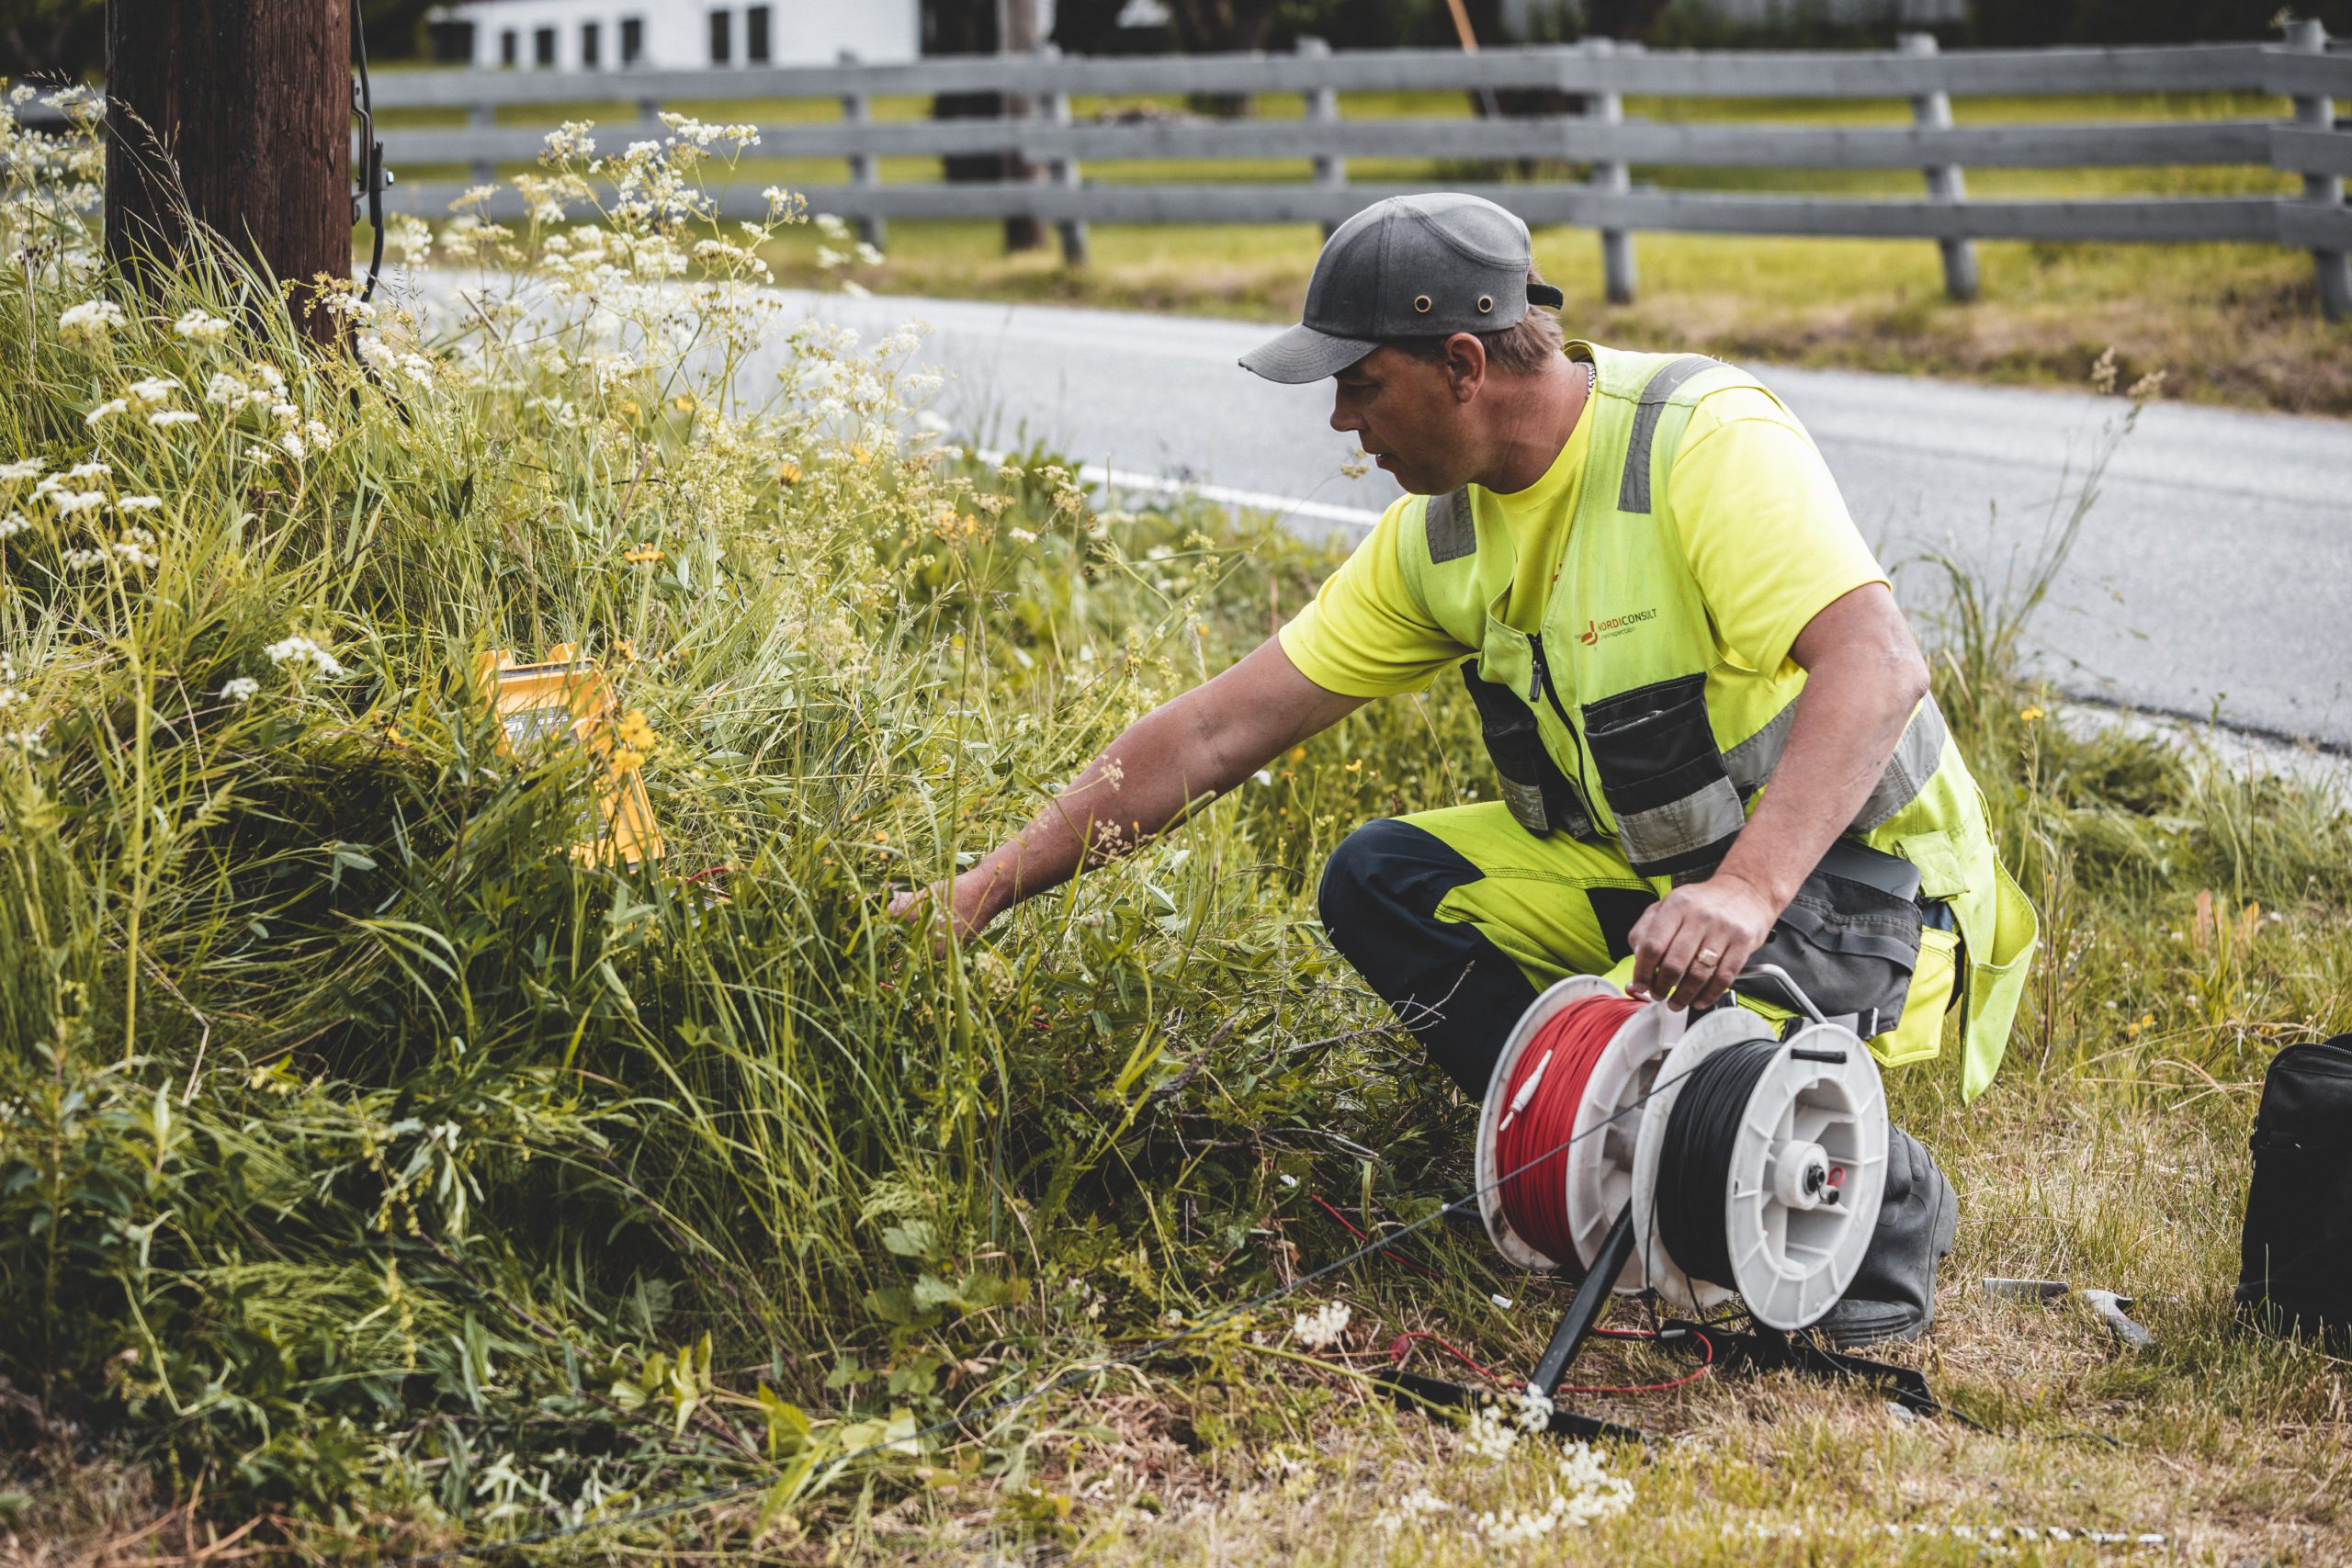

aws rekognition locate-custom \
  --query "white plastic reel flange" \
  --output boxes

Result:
[1563,997,1685,1292]
[1627,1002,1781,1318]
[1722,1021,1889,1330]
[1476,974,1622,1272]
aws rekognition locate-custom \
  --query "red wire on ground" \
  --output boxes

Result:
[1386,1331,1510,1386]
[1493,995,1643,1269]
[1310,1194,1442,1281]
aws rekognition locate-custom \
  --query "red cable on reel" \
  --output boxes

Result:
[1492,995,1644,1271]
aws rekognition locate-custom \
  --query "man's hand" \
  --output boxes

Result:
[1627,872,1779,1011]
[886,872,999,956]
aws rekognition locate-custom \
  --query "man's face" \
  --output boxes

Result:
[1328,344,1476,496]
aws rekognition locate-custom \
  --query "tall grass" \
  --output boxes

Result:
[1,84,2346,1561]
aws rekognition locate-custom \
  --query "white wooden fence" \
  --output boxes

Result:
[38,26,2352,317]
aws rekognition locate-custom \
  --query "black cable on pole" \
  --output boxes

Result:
[352,0,385,305]
[1652,1037,1781,1291]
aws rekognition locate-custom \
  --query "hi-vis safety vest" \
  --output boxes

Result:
[1399,341,2039,1100]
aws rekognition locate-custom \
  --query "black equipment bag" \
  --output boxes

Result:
[2236,1034,2352,1346]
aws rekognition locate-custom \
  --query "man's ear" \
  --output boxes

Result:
[1442,333,1487,403]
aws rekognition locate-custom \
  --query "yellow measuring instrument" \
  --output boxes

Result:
[475,645,665,868]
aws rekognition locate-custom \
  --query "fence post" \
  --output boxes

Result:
[2285,18,2351,321]
[1038,43,1089,266]
[838,51,886,252]
[1587,37,1635,306]
[468,98,495,188]
[1899,31,1978,303]
[1299,36,1345,241]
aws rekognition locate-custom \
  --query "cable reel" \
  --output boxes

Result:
[1479,968,1889,1332]
[1628,997,1887,1330]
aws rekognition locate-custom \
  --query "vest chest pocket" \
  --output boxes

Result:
[1464,617,1591,838]
[1579,671,1746,877]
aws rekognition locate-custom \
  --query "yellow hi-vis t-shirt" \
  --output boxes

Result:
[1277,384,1891,698]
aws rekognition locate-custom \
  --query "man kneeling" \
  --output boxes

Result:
[893,193,2039,1347]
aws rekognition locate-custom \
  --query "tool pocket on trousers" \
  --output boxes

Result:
[1460,664,1584,838]
[1745,863,1923,1037]
[1870,925,1958,1068]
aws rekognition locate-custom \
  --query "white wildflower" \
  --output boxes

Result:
[0,459,44,482]
[174,310,232,344]
[264,634,345,678]
[854,241,885,266]
[1290,1300,1351,1351]
[57,299,126,340]
[51,490,107,516]
[205,372,254,406]
[1373,1488,1452,1533]
[117,495,163,513]
[219,677,260,704]
[84,398,129,426]
[0,513,29,540]
[65,462,108,480]
[814,212,850,240]
[60,546,107,570]
[1471,1444,1633,1541]
[1514,1384,1555,1432]
[1462,1404,1518,1461]
[126,376,180,406]
[148,410,199,429]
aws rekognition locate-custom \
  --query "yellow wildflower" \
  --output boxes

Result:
[2018,705,2045,723]
[623,544,664,565]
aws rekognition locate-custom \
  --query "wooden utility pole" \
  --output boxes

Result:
[998,0,1044,254]
[104,0,351,341]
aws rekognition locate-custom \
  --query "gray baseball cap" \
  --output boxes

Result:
[1238,192,1566,384]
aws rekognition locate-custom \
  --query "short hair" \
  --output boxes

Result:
[1385,267,1565,377]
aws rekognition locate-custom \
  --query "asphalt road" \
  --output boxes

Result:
[770,290,2351,749]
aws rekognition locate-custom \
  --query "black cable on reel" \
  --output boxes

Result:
[1653,1036,1781,1289]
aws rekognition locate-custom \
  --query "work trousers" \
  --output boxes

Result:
[1317,802,1672,1100]
[1317,799,1955,1098]
[1317,802,1959,1335]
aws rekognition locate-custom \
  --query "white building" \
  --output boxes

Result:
[428,0,922,71]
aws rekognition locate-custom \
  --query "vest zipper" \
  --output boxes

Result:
[1526,631,1598,830]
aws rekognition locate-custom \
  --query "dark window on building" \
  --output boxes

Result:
[620,16,645,64]
[709,7,732,65]
[746,5,772,62]
[582,20,601,67]
[500,28,518,66]
[533,26,557,66]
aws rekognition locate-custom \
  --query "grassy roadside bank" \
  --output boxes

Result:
[6,92,2350,1563]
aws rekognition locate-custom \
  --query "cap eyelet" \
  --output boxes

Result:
[1476,295,1495,313]
[1412,294,1432,314]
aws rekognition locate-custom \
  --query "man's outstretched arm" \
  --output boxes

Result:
[888,636,1369,943]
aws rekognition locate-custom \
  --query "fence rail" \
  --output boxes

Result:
[24,28,2352,316]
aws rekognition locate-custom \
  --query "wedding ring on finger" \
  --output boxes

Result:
[1695,947,1723,969]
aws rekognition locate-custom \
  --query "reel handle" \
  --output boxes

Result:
[1734,962,1829,1026]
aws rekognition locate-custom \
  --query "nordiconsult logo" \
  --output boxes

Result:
[1578,608,1657,646]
